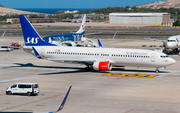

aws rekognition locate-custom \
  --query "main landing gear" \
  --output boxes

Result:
[173,48,179,54]
[85,66,91,71]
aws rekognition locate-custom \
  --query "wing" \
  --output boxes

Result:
[84,32,103,35]
[47,58,95,65]
[142,37,166,42]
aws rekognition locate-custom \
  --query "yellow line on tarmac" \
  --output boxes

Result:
[103,73,158,78]
[115,76,126,80]
[0,94,61,112]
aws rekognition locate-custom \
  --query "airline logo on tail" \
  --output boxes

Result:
[19,15,56,46]
[76,14,86,33]
[82,25,85,30]
[26,37,39,44]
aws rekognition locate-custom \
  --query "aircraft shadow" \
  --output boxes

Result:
[2,63,170,74]
[112,68,170,73]
[4,63,84,70]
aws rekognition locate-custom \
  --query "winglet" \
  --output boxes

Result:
[76,14,86,33]
[98,39,103,48]
[1,30,6,37]
[19,15,56,46]
[32,47,43,59]
[113,32,116,41]
[55,86,72,112]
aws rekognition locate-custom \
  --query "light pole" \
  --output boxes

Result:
[175,12,177,21]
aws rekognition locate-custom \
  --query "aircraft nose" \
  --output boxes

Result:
[166,42,176,49]
[169,58,176,65]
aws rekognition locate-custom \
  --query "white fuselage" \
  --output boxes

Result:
[166,35,180,50]
[24,46,175,68]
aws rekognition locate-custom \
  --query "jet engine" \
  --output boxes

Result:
[64,41,77,47]
[93,61,112,71]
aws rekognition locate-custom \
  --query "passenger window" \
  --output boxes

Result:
[18,84,31,88]
[11,84,17,88]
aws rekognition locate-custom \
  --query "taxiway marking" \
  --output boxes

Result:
[0,94,62,111]
[0,77,39,83]
[104,73,158,78]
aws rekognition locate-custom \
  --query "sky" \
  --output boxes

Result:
[0,0,164,9]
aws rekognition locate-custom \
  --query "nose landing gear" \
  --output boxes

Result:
[155,68,159,73]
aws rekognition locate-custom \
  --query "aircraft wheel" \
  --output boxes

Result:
[155,69,159,73]
[85,67,91,71]
[27,92,31,96]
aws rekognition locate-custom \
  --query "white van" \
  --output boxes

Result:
[6,83,39,96]
[0,45,12,52]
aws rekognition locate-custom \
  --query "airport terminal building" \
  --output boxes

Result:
[109,13,171,25]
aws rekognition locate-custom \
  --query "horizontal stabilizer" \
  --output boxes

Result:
[142,37,166,42]
[55,86,72,112]
[32,47,43,59]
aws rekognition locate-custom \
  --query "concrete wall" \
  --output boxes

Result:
[109,13,166,24]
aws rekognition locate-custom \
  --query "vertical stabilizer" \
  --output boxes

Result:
[76,14,86,33]
[19,15,56,46]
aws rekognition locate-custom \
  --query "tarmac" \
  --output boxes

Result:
[0,37,180,113]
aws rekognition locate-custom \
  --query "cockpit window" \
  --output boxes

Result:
[167,40,176,42]
[160,55,168,58]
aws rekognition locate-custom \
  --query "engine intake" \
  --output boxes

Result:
[93,61,112,71]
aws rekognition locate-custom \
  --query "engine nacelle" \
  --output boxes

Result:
[93,61,112,71]
[64,41,77,47]
[81,37,98,47]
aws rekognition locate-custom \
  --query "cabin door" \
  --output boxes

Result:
[151,53,155,62]
[41,49,45,57]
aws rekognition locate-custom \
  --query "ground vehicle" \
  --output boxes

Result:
[0,45,12,52]
[10,42,21,49]
[6,83,39,96]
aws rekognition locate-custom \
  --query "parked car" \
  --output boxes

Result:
[0,45,12,52]
[6,83,39,96]
[10,42,21,49]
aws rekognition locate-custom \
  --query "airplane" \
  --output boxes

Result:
[143,36,180,54]
[48,86,72,113]
[19,15,176,73]
[43,14,98,47]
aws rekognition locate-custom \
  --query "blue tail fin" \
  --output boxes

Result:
[19,15,56,46]
[55,86,72,112]
[98,39,103,48]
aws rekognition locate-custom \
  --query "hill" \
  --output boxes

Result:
[136,0,180,9]
[0,4,41,16]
